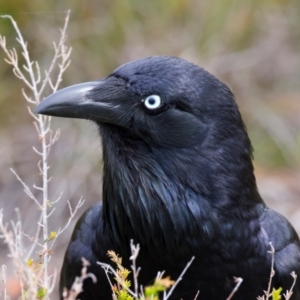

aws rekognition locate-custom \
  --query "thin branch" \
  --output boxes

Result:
[0,265,7,300]
[283,272,297,300]
[0,15,38,98]
[0,12,74,299]
[48,270,57,294]
[266,242,275,298]
[130,240,141,298]
[39,9,72,96]
[193,290,200,300]
[24,216,46,256]
[164,256,195,300]
[46,207,56,218]
[98,262,138,298]
[63,258,97,300]
[50,191,63,205]
[226,277,243,300]
[57,198,85,236]
[10,168,41,209]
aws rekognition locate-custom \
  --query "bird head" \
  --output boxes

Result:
[35,56,245,149]
[35,56,262,249]
[35,57,260,225]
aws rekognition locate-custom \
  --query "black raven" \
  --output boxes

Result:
[35,56,300,300]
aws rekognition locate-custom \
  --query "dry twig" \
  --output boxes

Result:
[0,10,83,299]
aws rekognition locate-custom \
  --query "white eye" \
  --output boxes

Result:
[143,95,162,110]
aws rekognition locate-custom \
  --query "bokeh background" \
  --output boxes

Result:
[0,1,300,299]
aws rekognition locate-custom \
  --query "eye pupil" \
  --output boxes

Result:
[148,98,155,105]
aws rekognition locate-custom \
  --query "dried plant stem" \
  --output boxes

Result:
[1,265,7,300]
[164,256,195,300]
[266,242,275,298]
[0,11,82,300]
[62,258,97,300]
[283,271,297,300]
[98,241,194,300]
[98,262,138,298]
[226,277,243,300]
[130,240,141,298]
[257,242,297,300]
[257,242,276,300]
[0,211,38,299]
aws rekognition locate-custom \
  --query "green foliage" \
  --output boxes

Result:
[117,290,134,300]
[36,287,47,299]
[272,287,282,300]
[107,250,175,300]
[143,277,175,300]
[107,250,133,299]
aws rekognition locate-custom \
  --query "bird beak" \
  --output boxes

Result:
[34,79,131,126]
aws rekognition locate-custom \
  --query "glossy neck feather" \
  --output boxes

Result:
[99,122,263,256]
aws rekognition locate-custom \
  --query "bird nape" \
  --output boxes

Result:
[35,56,300,300]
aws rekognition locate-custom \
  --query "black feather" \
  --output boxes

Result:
[35,56,300,300]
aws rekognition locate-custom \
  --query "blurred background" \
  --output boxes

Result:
[0,0,300,299]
